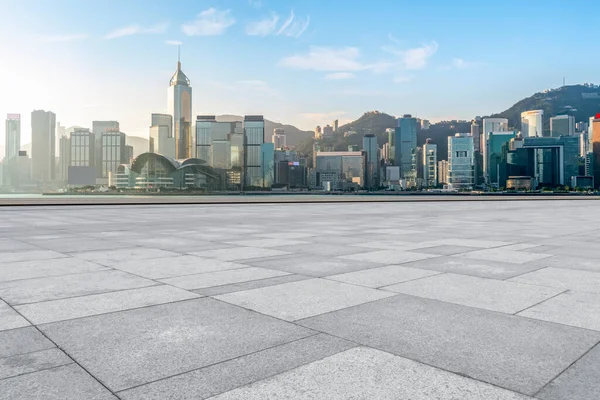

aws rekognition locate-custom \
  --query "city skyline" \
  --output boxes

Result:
[1,0,599,146]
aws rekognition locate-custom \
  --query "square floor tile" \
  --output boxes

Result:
[71,248,179,266]
[0,364,117,400]
[339,250,438,265]
[215,278,395,321]
[0,327,55,358]
[0,300,29,331]
[194,274,311,296]
[298,293,600,395]
[207,347,528,400]
[277,243,369,257]
[383,273,564,314]
[246,255,381,277]
[111,256,247,279]
[190,247,291,261]
[0,257,109,283]
[327,265,440,288]
[509,267,600,294]
[16,285,200,324]
[457,249,553,264]
[0,348,72,380]
[0,270,157,305]
[225,239,309,248]
[415,245,481,256]
[518,291,600,331]
[40,298,313,392]
[0,250,67,264]
[160,267,290,290]
[400,257,544,280]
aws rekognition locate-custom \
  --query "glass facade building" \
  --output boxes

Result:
[550,115,575,137]
[448,133,474,190]
[362,134,379,189]
[150,113,175,159]
[422,140,437,187]
[100,132,127,178]
[70,129,94,167]
[486,132,517,186]
[261,143,274,188]
[168,60,192,159]
[244,116,265,188]
[314,151,365,190]
[521,110,544,137]
[394,115,417,178]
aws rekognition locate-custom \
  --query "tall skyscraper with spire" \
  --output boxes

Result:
[168,47,192,159]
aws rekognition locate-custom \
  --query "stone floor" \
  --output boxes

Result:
[1,200,600,399]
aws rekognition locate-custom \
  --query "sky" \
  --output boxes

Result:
[0,0,598,144]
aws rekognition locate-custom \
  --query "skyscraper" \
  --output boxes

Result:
[168,52,192,159]
[149,113,175,159]
[272,128,286,149]
[550,115,575,137]
[422,138,437,187]
[394,114,417,178]
[521,110,544,137]
[5,114,20,161]
[482,118,508,137]
[485,131,517,186]
[244,115,265,188]
[362,134,378,189]
[195,116,235,166]
[31,110,56,183]
[448,133,474,190]
[591,115,600,187]
[92,121,119,177]
[333,119,339,132]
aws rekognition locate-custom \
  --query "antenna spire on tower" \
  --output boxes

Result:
[177,44,181,70]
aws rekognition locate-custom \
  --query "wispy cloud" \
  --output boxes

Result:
[182,8,235,36]
[248,0,262,8]
[277,11,295,35]
[104,22,168,40]
[40,33,88,43]
[393,75,413,83]
[165,40,182,46]
[246,13,279,36]
[279,47,368,71]
[325,72,356,80]
[382,40,439,70]
[299,111,347,121]
[276,11,310,37]
[439,57,487,70]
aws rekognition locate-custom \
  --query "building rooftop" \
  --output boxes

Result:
[1,200,599,399]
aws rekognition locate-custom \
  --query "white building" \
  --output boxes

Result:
[521,110,544,137]
[149,114,175,159]
[272,128,286,149]
[447,133,474,190]
[422,139,437,187]
[168,55,192,159]
[482,118,508,135]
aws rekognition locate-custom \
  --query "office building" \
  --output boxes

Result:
[521,110,544,137]
[471,120,481,152]
[92,121,119,177]
[382,143,390,163]
[333,119,339,132]
[168,55,192,159]
[421,119,430,130]
[230,122,244,169]
[386,128,395,162]
[261,143,275,188]
[195,116,233,166]
[211,140,231,170]
[550,115,575,137]
[100,132,128,179]
[272,128,286,149]
[311,151,365,190]
[362,134,379,189]
[3,114,21,186]
[447,133,474,190]
[322,125,334,137]
[422,138,437,187]
[591,115,600,187]
[244,115,265,188]
[438,160,448,185]
[485,131,517,186]
[58,136,70,182]
[149,113,175,159]
[274,150,306,187]
[31,110,56,183]
[482,118,508,138]
[394,114,417,179]
[70,129,94,167]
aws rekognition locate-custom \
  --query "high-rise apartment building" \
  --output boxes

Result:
[333,119,339,132]
[421,119,430,130]
[394,114,417,178]
[470,120,481,152]
[272,128,286,149]
[438,160,448,185]
[168,56,192,159]
[362,134,379,189]
[482,117,508,146]
[386,128,395,162]
[448,133,474,190]
[58,136,70,182]
[149,113,175,159]
[591,115,600,187]
[422,138,437,187]
[550,115,575,137]
[244,115,265,188]
[521,110,544,137]
[31,110,56,183]
[322,125,334,137]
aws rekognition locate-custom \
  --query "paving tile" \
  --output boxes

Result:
[122,237,234,253]
[119,334,355,400]
[400,257,544,280]
[0,270,157,305]
[40,298,314,392]
[28,238,131,253]
[195,274,311,296]
[16,285,200,324]
[71,248,179,266]
[298,293,600,395]
[0,300,29,331]
[0,250,67,264]
[160,267,290,290]
[0,364,117,400]
[382,273,564,314]
[207,347,529,400]
[110,256,248,279]
[350,240,426,250]
[0,348,72,380]
[225,238,309,248]
[527,255,600,273]
[518,291,600,331]
[0,327,55,358]
[509,267,600,294]
[339,249,438,264]
[215,278,395,321]
[414,245,481,256]
[0,257,109,283]
[275,243,369,257]
[327,264,441,288]
[190,247,291,261]
[246,255,381,277]
[536,343,600,400]
[0,239,40,252]
[253,232,317,239]
[457,249,553,264]
[435,238,515,248]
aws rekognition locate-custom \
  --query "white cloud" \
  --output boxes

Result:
[277,11,295,35]
[165,40,182,46]
[104,22,168,40]
[382,41,439,70]
[276,11,310,38]
[325,72,356,80]
[40,33,88,43]
[393,75,413,83]
[246,14,279,36]
[299,111,347,121]
[182,8,235,36]
[248,0,262,8]
[279,46,368,71]
[439,58,487,70]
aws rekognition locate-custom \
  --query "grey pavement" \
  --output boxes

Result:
[0,200,600,399]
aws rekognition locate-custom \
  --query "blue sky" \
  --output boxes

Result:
[1,0,598,143]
